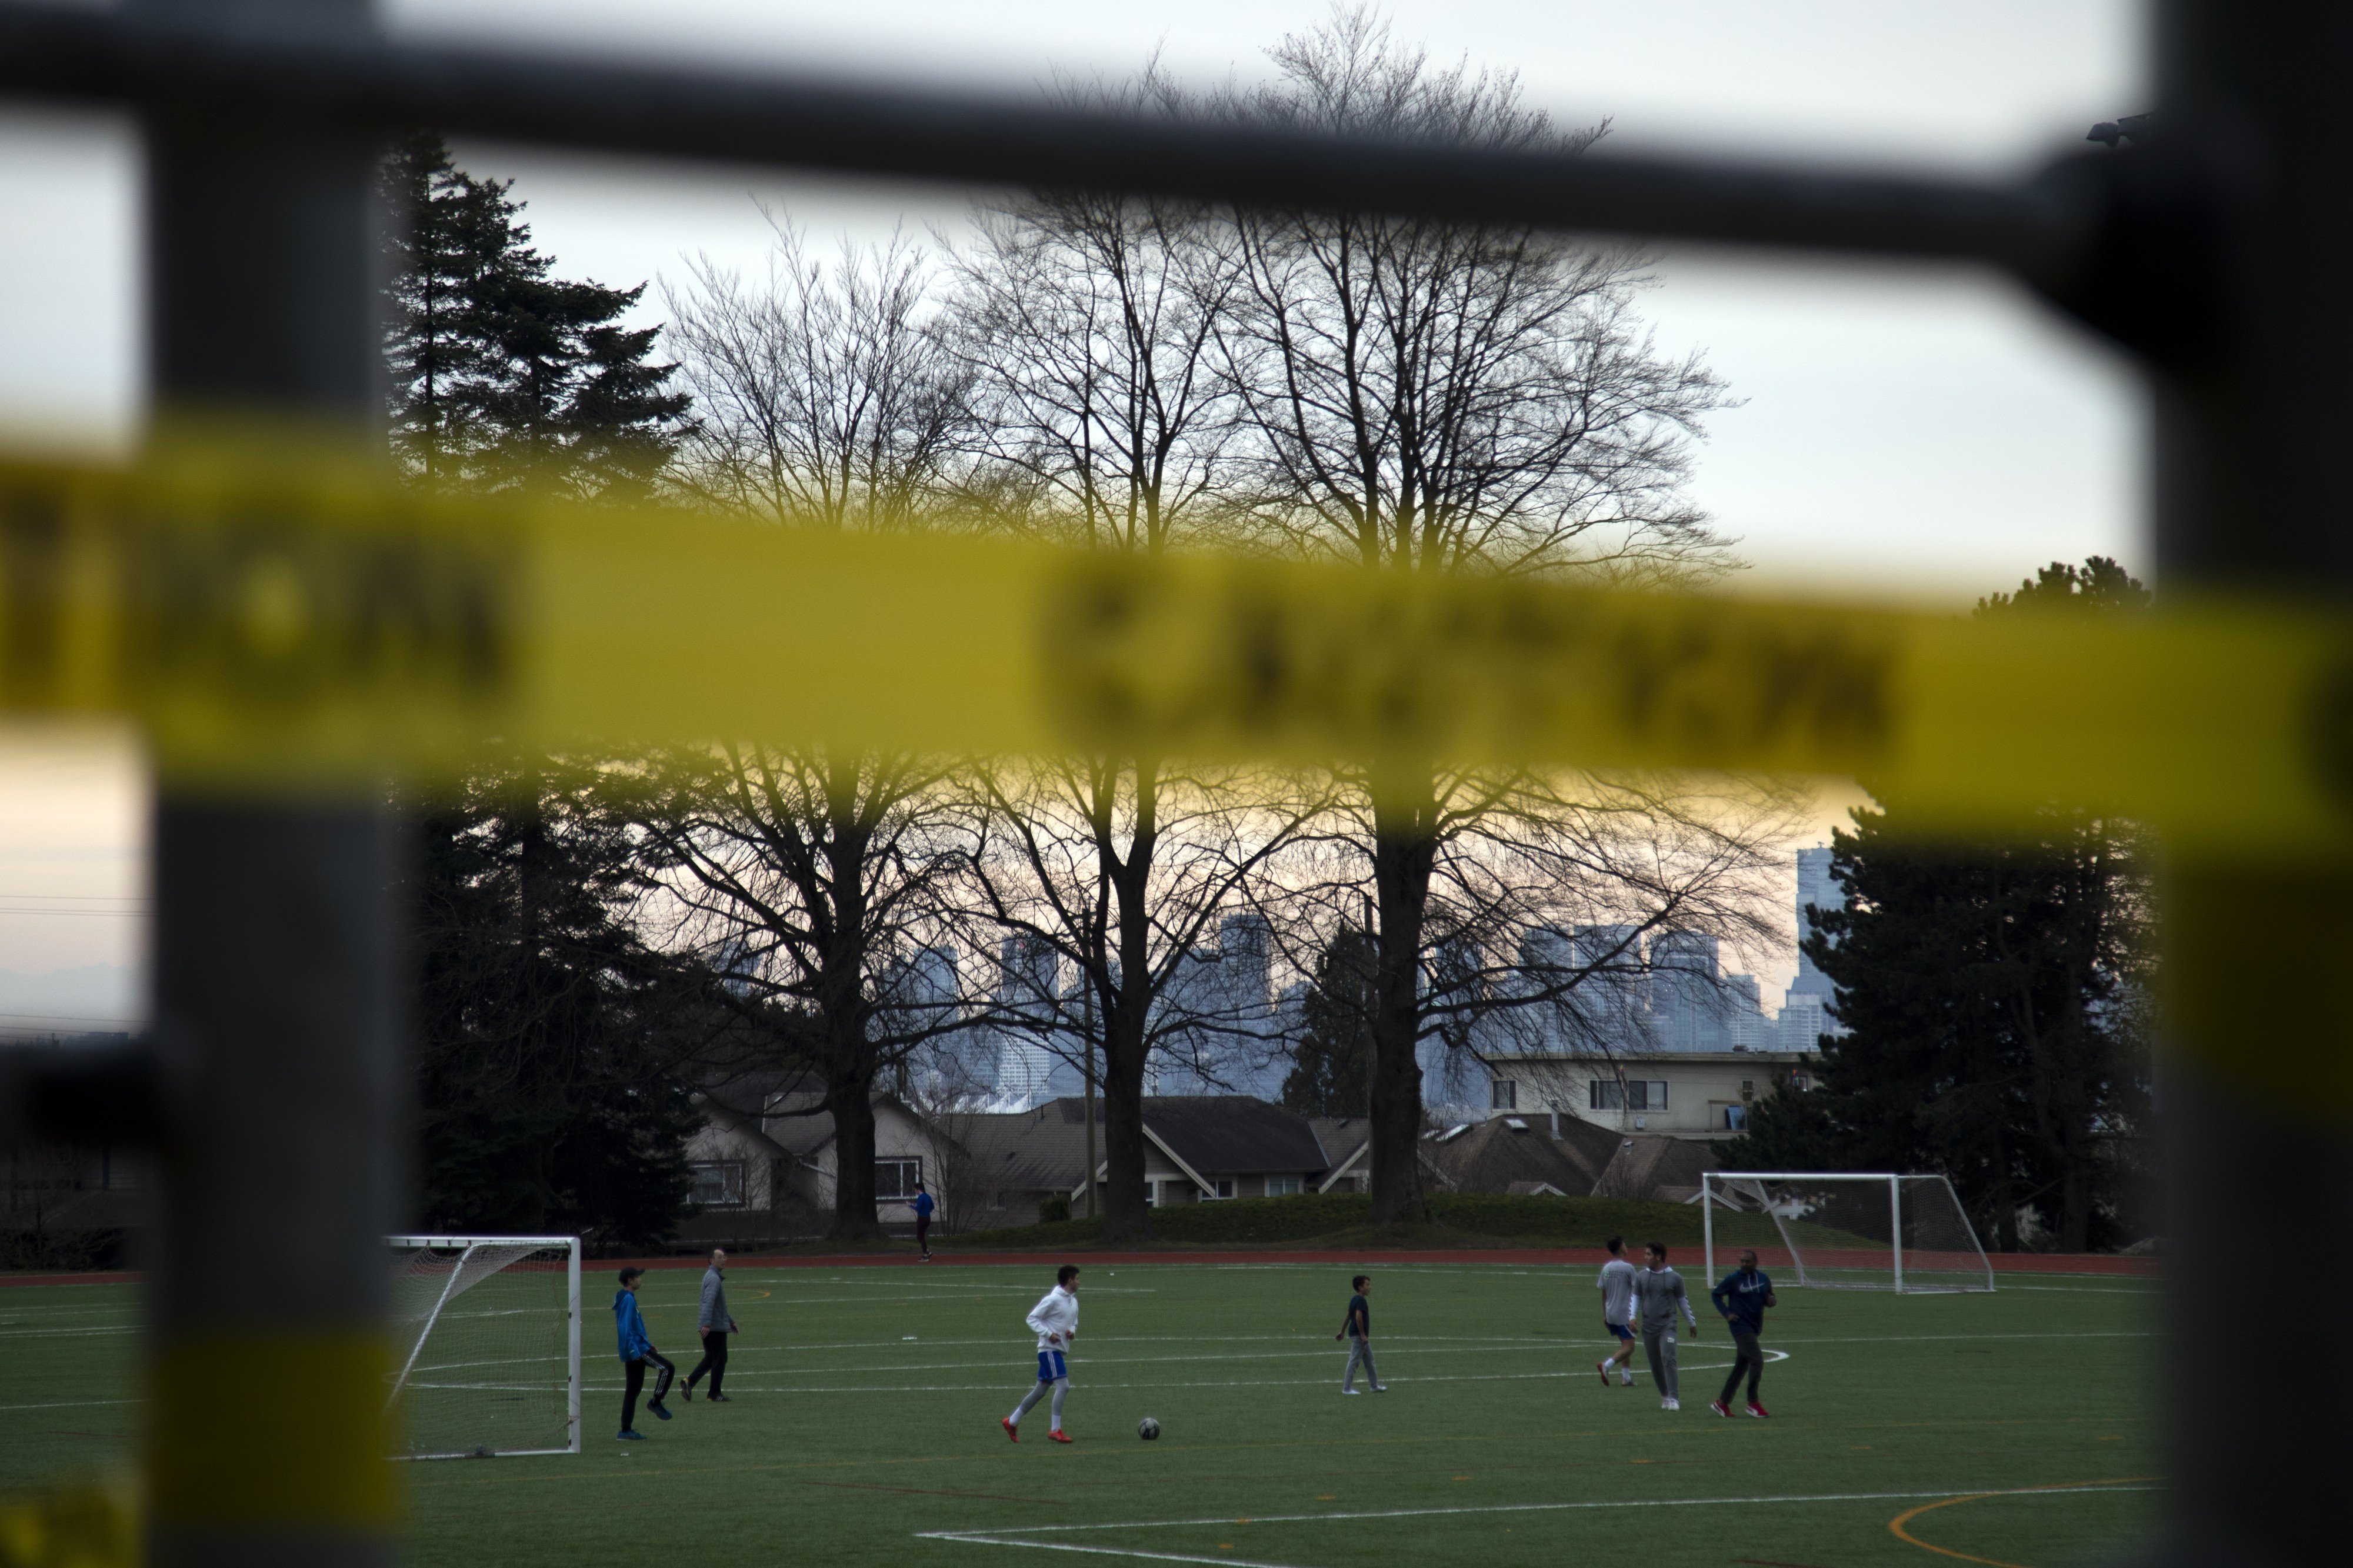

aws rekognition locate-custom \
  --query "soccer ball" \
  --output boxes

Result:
[1137,1416,1161,1440]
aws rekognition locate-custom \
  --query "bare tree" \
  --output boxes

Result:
[936,72,1329,1242]
[667,218,974,529]
[956,761,1328,1238]
[1221,8,1743,1223]
[945,65,1245,550]
[634,748,974,1240]
[1266,770,1807,1127]
[651,221,985,1239]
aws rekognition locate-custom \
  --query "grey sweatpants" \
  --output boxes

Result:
[1342,1336,1381,1391]
[1642,1324,1679,1399]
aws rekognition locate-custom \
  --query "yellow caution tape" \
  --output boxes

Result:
[4,429,2351,858]
[148,1333,398,1532]
[0,1480,138,1568]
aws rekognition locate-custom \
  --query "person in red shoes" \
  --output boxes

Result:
[1002,1264,1079,1444]
[1707,1248,1777,1419]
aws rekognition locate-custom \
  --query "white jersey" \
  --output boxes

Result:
[1026,1285,1079,1351]
[1597,1257,1638,1325]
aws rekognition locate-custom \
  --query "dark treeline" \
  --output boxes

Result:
[1728,559,2158,1251]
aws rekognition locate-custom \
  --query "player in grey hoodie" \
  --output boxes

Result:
[1629,1241,1700,1410]
[682,1249,739,1403]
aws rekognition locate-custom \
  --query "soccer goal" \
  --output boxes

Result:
[1701,1173,1995,1293]
[386,1235,581,1458]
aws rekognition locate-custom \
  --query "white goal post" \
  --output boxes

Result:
[386,1235,582,1459]
[1701,1173,1995,1293]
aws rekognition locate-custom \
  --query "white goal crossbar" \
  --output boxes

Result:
[386,1234,582,1458]
[1701,1172,1994,1293]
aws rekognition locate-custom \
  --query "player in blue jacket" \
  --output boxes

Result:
[1707,1249,1777,1419]
[914,1181,936,1261]
[613,1266,675,1439]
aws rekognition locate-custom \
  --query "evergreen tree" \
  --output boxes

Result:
[379,133,689,499]
[1281,928,1379,1117]
[1728,559,2157,1251]
[408,762,709,1251]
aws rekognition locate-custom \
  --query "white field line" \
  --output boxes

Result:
[411,1326,2147,1381]
[549,1355,1796,1397]
[0,1325,138,1339]
[1769,1330,2154,1347]
[0,1397,141,1413]
[916,1481,2162,1568]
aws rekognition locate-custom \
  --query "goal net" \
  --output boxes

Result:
[386,1235,581,1458]
[1701,1173,1994,1293]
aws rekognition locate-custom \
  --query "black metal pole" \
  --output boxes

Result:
[2152,4,2353,1564]
[135,0,401,1562]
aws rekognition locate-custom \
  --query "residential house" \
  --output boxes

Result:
[1479,1049,1819,1140]
[681,1069,942,1246]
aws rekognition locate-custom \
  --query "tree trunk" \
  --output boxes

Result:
[1096,758,1161,1243]
[821,783,881,1241]
[1367,777,1439,1227]
[825,1060,882,1240]
[1100,995,1151,1241]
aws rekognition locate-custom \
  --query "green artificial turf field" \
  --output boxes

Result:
[0,1258,2159,1567]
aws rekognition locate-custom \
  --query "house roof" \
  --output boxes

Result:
[1589,1135,1724,1202]
[1308,1117,1371,1166]
[1141,1097,1330,1176]
[1424,1115,1615,1197]
[935,1096,1341,1197]
[955,1103,1096,1193]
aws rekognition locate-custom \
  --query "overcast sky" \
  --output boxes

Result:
[0,1,2147,1005]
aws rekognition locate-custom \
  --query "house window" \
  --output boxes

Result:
[1588,1080,1669,1112]
[1490,1079,1518,1110]
[691,1161,746,1208]
[1267,1175,1302,1197]
[875,1158,922,1202]
[1723,1104,1749,1132]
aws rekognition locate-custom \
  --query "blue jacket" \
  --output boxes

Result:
[1709,1267,1774,1334]
[614,1289,653,1362]
[914,1191,935,1219]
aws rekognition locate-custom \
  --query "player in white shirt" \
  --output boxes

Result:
[1002,1264,1080,1444]
[1594,1235,1639,1387]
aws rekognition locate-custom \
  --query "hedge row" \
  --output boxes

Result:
[939,1191,1714,1252]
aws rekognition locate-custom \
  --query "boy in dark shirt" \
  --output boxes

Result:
[1707,1248,1778,1418]
[1334,1274,1384,1394]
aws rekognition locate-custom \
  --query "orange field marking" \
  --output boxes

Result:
[1888,1477,2159,1568]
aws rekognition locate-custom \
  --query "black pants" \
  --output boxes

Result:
[687,1331,729,1396]
[916,1216,932,1253]
[1719,1329,1764,1406]
[622,1350,675,1430]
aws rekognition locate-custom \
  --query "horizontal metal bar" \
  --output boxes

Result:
[0,5,2087,286]
[0,1042,161,1143]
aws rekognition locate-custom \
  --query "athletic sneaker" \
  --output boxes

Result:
[1001,1417,1019,1443]
[617,1429,645,1441]
[649,1400,672,1421]
[1621,1372,1635,1387]
[681,1386,694,1402]
[707,1393,731,1403]
[1662,1397,1680,1411]
[1746,1402,1770,1419]
[1343,1388,1362,1396]
[1048,1429,1073,1444]
[1372,1384,1387,1393]
[1709,1399,1732,1418]
[1595,1360,1611,1387]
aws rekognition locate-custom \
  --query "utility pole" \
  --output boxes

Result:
[2147,5,2353,1560]
[135,0,401,1563]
